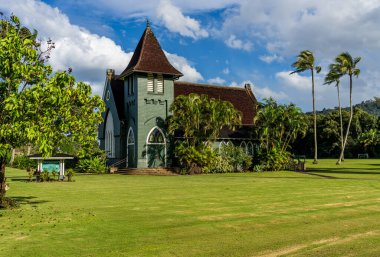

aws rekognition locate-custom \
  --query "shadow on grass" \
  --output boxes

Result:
[306,169,380,175]
[9,177,30,182]
[10,196,49,205]
[298,171,380,181]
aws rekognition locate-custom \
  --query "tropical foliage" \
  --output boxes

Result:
[0,15,104,203]
[218,144,252,172]
[291,50,321,164]
[293,108,380,158]
[76,156,107,174]
[254,98,308,171]
[169,93,241,173]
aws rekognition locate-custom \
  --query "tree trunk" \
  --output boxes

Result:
[337,75,353,164]
[312,69,318,164]
[0,158,6,199]
[9,148,15,166]
[337,84,344,161]
[27,144,32,155]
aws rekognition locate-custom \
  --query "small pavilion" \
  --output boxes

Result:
[28,153,75,179]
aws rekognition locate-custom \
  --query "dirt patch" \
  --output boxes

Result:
[15,235,28,240]
[198,212,259,221]
[255,230,380,257]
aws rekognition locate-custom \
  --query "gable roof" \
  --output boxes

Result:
[174,81,258,125]
[118,24,183,79]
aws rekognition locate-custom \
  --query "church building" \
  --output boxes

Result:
[98,22,258,168]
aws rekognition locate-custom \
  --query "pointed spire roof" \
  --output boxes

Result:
[118,22,183,79]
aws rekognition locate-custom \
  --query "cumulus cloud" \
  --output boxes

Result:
[275,71,311,91]
[1,0,204,94]
[157,0,208,39]
[220,1,380,58]
[275,70,348,111]
[164,51,204,82]
[230,80,288,101]
[0,0,132,95]
[259,54,283,64]
[207,77,226,85]
[224,35,252,51]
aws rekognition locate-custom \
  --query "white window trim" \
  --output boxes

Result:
[127,127,135,167]
[146,126,166,167]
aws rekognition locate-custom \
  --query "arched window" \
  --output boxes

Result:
[247,142,254,156]
[105,111,115,158]
[219,141,227,153]
[146,127,166,167]
[227,141,233,146]
[127,127,135,167]
[240,141,247,153]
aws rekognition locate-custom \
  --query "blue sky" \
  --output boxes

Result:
[1,0,380,111]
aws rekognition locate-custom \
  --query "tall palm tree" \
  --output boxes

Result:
[324,64,344,161]
[333,52,361,165]
[291,50,321,164]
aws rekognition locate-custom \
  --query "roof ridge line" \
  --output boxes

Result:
[175,81,247,91]
[133,27,148,74]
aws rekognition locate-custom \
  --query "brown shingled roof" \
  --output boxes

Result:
[118,24,183,78]
[174,81,258,125]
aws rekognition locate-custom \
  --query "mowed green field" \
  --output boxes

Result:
[1,159,380,257]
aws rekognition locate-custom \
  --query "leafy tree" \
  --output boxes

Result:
[254,98,308,171]
[291,50,321,164]
[332,52,361,164]
[0,15,104,202]
[359,129,379,153]
[169,93,241,146]
[293,107,379,158]
[168,93,241,172]
[325,63,345,160]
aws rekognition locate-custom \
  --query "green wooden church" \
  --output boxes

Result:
[98,22,258,168]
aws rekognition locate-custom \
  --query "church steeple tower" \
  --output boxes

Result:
[118,21,183,79]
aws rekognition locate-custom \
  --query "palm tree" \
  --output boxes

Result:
[291,50,321,164]
[333,52,361,165]
[324,64,344,161]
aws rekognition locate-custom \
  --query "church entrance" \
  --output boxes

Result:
[146,127,166,168]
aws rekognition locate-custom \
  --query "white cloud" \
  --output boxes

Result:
[230,80,288,100]
[222,68,230,75]
[157,0,208,39]
[275,70,349,111]
[207,77,226,85]
[259,54,283,64]
[1,0,204,94]
[275,71,311,91]
[224,35,253,51]
[165,52,204,82]
[254,86,288,100]
[1,0,132,95]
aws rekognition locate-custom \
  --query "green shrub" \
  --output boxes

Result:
[40,170,50,182]
[51,171,58,181]
[258,146,291,171]
[12,155,36,170]
[174,142,215,174]
[76,156,106,174]
[219,144,252,172]
[203,155,234,173]
[66,169,75,182]
[253,165,263,172]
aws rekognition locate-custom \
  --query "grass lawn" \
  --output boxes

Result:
[1,159,380,257]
